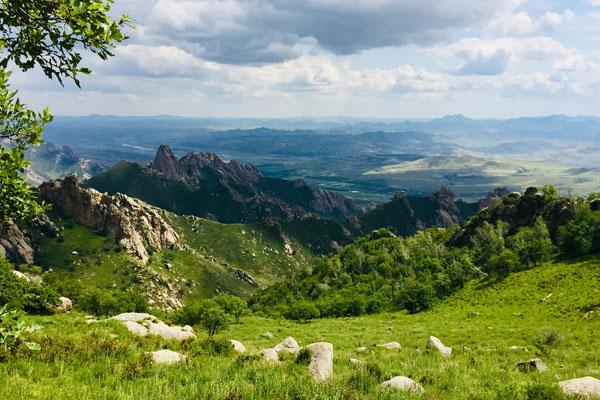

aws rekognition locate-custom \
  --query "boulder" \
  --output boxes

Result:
[262,348,279,363]
[147,322,196,341]
[349,358,363,365]
[56,297,73,311]
[123,321,148,336]
[230,340,246,353]
[558,376,600,398]
[516,358,548,373]
[377,342,401,350]
[149,349,186,365]
[356,346,368,352]
[274,336,300,353]
[305,342,334,381]
[261,331,274,339]
[111,312,157,322]
[426,336,452,357]
[380,376,424,393]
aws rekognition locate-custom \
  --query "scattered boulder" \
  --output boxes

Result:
[274,336,300,353]
[123,321,148,336]
[147,321,196,341]
[380,376,424,393]
[558,376,600,398]
[305,342,334,381]
[261,331,274,339]
[149,349,186,365]
[111,312,157,323]
[426,336,452,357]
[230,340,246,353]
[262,348,279,363]
[56,297,73,311]
[377,342,401,350]
[517,358,548,373]
[349,358,363,365]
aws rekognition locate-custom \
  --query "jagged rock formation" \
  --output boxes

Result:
[0,222,34,264]
[87,145,358,224]
[449,186,582,247]
[354,188,478,237]
[38,175,180,264]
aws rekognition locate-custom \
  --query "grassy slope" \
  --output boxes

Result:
[2,258,598,399]
[34,214,312,302]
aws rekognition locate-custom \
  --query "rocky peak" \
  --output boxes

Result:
[152,144,182,178]
[38,175,180,264]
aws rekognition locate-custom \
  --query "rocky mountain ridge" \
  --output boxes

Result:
[38,175,180,264]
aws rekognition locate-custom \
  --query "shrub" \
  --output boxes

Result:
[285,301,320,322]
[0,305,41,360]
[557,209,600,256]
[173,300,230,336]
[0,259,59,313]
[486,249,519,280]
[187,337,233,356]
[77,288,148,317]
[508,217,555,267]
[396,279,435,314]
[533,329,562,356]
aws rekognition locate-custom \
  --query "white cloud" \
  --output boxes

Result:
[486,9,574,36]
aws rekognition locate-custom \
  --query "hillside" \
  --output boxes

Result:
[1,257,598,399]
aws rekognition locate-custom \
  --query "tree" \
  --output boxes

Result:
[472,221,508,268]
[396,278,435,314]
[214,293,247,323]
[0,0,129,223]
[199,304,230,337]
[508,217,555,267]
[485,248,519,280]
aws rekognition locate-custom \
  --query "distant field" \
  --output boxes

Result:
[2,258,598,399]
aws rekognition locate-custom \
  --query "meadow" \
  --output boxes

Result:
[1,258,598,399]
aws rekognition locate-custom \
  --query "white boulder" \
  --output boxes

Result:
[149,349,186,365]
[123,320,148,336]
[262,348,280,363]
[230,340,246,353]
[261,331,274,339]
[111,313,157,322]
[377,342,401,350]
[559,376,600,398]
[274,336,300,353]
[147,321,196,341]
[426,336,452,357]
[380,376,424,393]
[305,342,334,381]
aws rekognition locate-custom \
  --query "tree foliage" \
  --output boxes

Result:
[0,0,128,223]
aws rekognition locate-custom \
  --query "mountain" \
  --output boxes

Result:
[87,145,359,223]
[24,143,105,186]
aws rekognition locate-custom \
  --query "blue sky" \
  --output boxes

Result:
[14,0,600,118]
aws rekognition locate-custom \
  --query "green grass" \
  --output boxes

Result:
[2,258,598,399]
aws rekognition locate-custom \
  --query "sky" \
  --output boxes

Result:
[13,0,600,118]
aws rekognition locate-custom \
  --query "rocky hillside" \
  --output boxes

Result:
[38,175,180,264]
[86,145,358,223]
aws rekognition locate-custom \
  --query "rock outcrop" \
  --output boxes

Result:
[305,342,334,381]
[558,376,600,398]
[113,313,196,341]
[0,222,34,264]
[38,175,180,264]
[516,358,548,373]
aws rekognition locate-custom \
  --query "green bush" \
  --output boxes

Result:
[214,293,247,323]
[396,279,435,314]
[173,300,230,336]
[77,288,148,317]
[285,301,320,322]
[0,305,41,360]
[187,337,233,356]
[0,259,59,313]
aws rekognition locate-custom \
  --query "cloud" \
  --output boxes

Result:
[456,49,511,76]
[486,9,574,36]
[125,0,517,64]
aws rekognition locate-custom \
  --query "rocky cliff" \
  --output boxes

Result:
[0,222,35,264]
[38,175,180,263]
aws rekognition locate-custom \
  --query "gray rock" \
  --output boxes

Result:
[261,331,274,339]
[111,312,157,322]
[123,321,148,336]
[262,348,279,363]
[377,342,401,350]
[56,297,73,311]
[230,340,246,353]
[426,336,452,357]
[274,336,300,353]
[356,346,368,352]
[149,349,186,365]
[380,376,424,393]
[147,322,196,341]
[559,376,600,398]
[306,342,334,381]
[349,358,363,365]
[517,358,548,373]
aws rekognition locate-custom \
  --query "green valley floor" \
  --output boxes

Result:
[1,259,599,399]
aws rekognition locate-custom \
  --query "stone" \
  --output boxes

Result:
[559,376,600,398]
[147,322,196,341]
[262,348,279,363]
[56,297,73,311]
[517,358,548,373]
[0,222,34,265]
[274,336,300,353]
[377,342,401,350]
[509,345,529,352]
[305,342,334,381]
[356,346,368,352]
[149,349,186,365]
[261,331,274,339]
[349,358,363,365]
[426,336,452,357]
[230,340,246,353]
[380,376,424,393]
[111,312,157,322]
[123,321,148,336]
